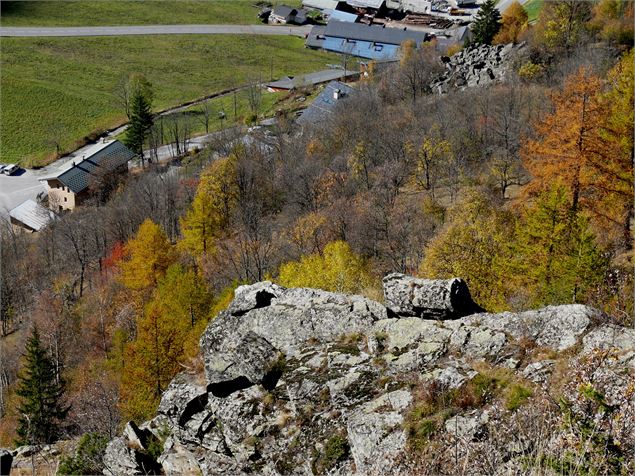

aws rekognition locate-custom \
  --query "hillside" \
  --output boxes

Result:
[97,277,635,474]
[0,1,633,475]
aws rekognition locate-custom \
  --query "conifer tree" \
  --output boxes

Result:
[15,326,69,445]
[472,0,502,45]
[123,82,154,161]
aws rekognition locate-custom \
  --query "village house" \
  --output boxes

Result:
[269,5,308,24]
[39,139,136,212]
[296,80,355,125]
[306,19,430,59]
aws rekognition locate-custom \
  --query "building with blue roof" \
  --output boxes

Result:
[306,19,430,60]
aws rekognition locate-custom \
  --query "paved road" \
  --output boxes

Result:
[0,24,313,37]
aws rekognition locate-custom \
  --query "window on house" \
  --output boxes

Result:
[64,197,67,202]
[374,44,383,51]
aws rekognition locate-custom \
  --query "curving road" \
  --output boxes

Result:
[0,24,313,37]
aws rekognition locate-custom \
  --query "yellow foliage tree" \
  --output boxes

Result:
[278,241,375,295]
[179,156,238,258]
[420,191,516,311]
[119,219,175,292]
[119,264,211,422]
[533,0,592,52]
[493,1,528,44]
[414,134,453,197]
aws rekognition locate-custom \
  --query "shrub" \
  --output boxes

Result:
[58,432,109,475]
[313,433,350,474]
[505,384,533,411]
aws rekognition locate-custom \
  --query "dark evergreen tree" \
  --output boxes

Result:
[472,0,502,45]
[15,327,69,446]
[123,88,154,160]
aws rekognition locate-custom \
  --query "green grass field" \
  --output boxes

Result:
[523,0,544,23]
[152,85,322,143]
[0,0,301,27]
[1,35,336,165]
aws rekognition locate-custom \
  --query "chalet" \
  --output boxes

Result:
[39,140,136,212]
[266,69,359,91]
[270,5,308,24]
[306,19,430,59]
[296,80,354,125]
[9,199,55,233]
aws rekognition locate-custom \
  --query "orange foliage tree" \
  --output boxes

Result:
[522,58,634,245]
[493,1,528,44]
[521,67,605,216]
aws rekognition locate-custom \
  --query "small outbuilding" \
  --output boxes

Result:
[9,199,55,233]
[266,69,359,91]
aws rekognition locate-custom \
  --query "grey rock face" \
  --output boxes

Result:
[432,42,524,93]
[383,273,484,319]
[583,325,635,354]
[460,304,597,351]
[102,276,635,476]
[201,283,386,388]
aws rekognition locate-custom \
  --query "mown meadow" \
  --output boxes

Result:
[0,0,300,26]
[1,35,336,166]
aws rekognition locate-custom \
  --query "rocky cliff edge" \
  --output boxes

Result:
[103,274,635,475]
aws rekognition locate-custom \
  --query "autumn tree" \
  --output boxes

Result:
[493,1,528,44]
[15,327,69,445]
[119,265,211,422]
[533,0,592,53]
[521,67,605,216]
[420,191,515,311]
[278,241,375,295]
[413,131,453,198]
[180,156,238,258]
[119,219,176,292]
[588,0,634,46]
[472,0,502,45]
[397,41,443,107]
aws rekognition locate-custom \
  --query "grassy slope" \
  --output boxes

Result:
[523,0,544,23]
[0,0,301,27]
[1,36,336,165]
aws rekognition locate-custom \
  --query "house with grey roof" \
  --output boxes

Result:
[40,139,136,211]
[296,80,355,125]
[9,199,55,233]
[270,5,308,24]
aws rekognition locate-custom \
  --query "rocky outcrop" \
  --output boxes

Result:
[433,42,524,93]
[383,273,484,319]
[103,276,635,476]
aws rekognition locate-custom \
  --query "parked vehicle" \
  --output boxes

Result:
[3,164,19,175]
[0,164,6,174]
